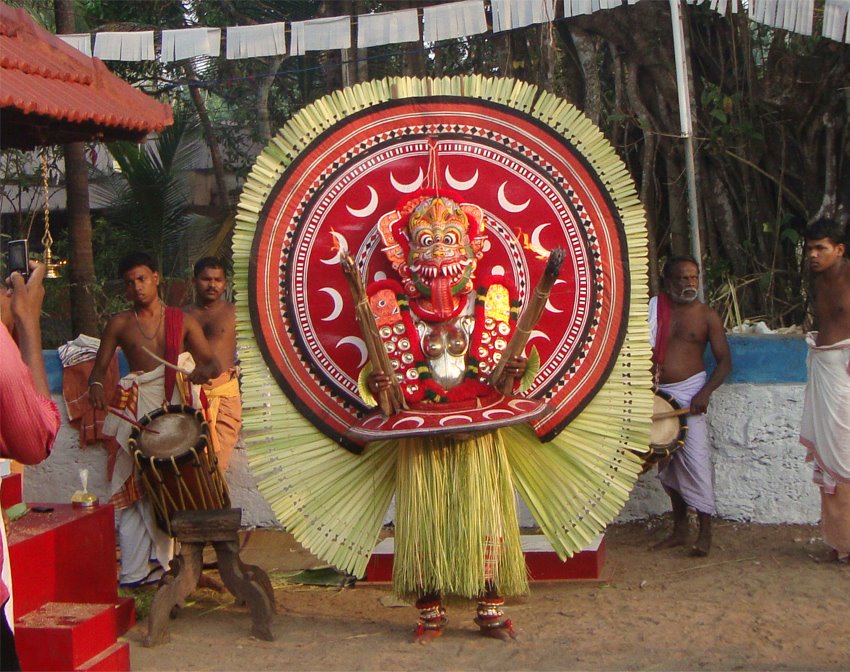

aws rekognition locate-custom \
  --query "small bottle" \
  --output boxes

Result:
[71,468,99,508]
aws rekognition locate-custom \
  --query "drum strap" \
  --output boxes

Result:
[164,307,184,402]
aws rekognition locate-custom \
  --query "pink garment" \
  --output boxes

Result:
[0,324,60,607]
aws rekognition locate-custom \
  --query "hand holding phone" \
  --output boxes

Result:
[7,239,30,279]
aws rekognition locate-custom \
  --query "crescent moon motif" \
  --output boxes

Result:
[320,230,349,265]
[346,186,379,218]
[439,414,474,426]
[527,329,550,344]
[444,166,478,191]
[498,182,530,213]
[545,279,567,314]
[337,336,368,368]
[390,168,424,193]
[529,223,551,258]
[392,416,426,429]
[508,399,537,411]
[318,287,343,322]
[483,409,514,419]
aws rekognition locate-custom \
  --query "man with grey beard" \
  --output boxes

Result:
[648,255,731,557]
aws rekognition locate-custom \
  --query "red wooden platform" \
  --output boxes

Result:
[364,534,606,582]
[7,502,133,671]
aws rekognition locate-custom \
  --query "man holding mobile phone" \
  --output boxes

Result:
[1,260,60,671]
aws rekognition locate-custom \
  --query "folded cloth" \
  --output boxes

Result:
[63,357,119,446]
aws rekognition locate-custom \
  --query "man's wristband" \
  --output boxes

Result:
[88,381,104,389]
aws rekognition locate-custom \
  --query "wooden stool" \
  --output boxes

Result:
[144,508,275,646]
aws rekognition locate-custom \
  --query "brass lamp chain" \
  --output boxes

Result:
[41,149,59,278]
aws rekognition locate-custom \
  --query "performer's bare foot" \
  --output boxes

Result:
[413,626,444,644]
[478,620,518,641]
[652,530,687,550]
[688,512,711,557]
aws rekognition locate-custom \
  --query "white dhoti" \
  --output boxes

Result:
[102,364,187,584]
[800,333,850,558]
[657,371,715,515]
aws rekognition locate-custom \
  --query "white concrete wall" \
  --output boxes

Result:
[614,383,820,524]
[22,383,821,527]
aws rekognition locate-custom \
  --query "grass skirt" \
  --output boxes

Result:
[392,430,529,600]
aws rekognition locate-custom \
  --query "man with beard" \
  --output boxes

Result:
[649,255,731,557]
[800,218,850,564]
[184,257,241,472]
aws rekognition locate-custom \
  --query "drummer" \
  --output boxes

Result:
[183,257,241,472]
[648,255,731,557]
[88,251,220,587]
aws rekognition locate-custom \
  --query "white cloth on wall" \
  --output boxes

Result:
[93,31,155,61]
[226,22,287,59]
[491,0,555,32]
[58,33,92,57]
[160,27,221,63]
[423,0,487,42]
[357,9,420,48]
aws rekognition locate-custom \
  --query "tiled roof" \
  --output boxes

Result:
[0,3,172,149]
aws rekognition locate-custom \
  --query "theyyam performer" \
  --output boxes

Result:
[233,76,654,639]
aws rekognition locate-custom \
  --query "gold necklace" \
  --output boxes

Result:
[134,300,164,341]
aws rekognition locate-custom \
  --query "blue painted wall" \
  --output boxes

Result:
[43,335,807,394]
[705,335,807,384]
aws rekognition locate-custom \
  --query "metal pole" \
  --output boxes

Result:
[669,0,705,299]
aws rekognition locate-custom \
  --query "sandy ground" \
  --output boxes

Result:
[124,518,850,671]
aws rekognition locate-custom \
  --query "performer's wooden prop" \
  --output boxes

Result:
[233,76,654,577]
[491,247,565,394]
[340,252,405,417]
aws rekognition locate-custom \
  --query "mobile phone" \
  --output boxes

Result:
[7,239,29,279]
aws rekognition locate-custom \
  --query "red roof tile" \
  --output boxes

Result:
[0,3,172,149]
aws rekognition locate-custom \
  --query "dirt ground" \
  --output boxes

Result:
[124,518,850,671]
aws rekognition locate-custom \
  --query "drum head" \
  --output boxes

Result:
[137,412,203,459]
[650,395,681,446]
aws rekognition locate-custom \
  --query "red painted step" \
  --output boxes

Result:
[364,534,606,582]
[1,472,23,509]
[14,602,120,671]
[77,641,131,672]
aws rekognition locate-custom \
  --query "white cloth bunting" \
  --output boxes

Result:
[226,23,287,59]
[823,0,850,43]
[423,0,487,42]
[58,33,92,57]
[290,16,351,56]
[491,0,555,32]
[160,27,221,63]
[357,9,420,48]
[93,31,155,61]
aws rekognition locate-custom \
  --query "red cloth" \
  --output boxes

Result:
[62,357,119,446]
[652,292,672,368]
[0,324,60,607]
[163,306,184,402]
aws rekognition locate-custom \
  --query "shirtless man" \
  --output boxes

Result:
[800,218,850,563]
[650,255,731,556]
[88,251,221,586]
[183,257,241,472]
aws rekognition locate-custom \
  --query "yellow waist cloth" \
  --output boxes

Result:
[203,371,242,471]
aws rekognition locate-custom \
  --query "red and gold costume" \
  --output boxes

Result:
[233,76,654,637]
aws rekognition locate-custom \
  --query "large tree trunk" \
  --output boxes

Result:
[54,0,98,337]
[183,62,231,212]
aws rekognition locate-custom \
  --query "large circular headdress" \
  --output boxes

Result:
[234,76,652,576]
